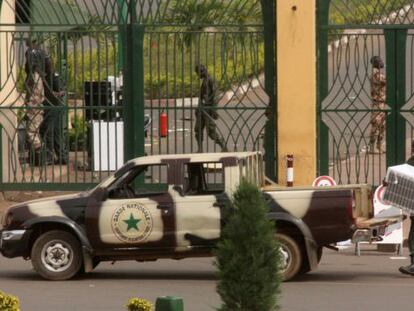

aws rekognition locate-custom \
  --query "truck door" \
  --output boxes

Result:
[86,163,176,252]
[173,161,226,251]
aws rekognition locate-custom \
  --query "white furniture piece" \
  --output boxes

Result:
[91,121,124,171]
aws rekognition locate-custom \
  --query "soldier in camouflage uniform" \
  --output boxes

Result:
[369,56,387,154]
[24,44,45,160]
[194,64,227,153]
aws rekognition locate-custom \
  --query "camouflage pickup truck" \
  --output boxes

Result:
[0,152,400,281]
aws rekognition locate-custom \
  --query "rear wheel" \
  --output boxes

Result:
[31,230,82,281]
[317,246,323,263]
[276,233,302,281]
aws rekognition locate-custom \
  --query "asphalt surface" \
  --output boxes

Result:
[1,246,414,311]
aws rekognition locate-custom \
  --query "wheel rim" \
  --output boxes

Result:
[40,240,74,273]
[279,243,292,273]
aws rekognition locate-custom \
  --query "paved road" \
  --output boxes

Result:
[1,246,414,310]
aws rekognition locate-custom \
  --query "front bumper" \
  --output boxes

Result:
[0,229,31,258]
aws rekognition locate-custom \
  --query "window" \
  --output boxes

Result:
[184,162,224,195]
[108,164,168,199]
[140,164,168,194]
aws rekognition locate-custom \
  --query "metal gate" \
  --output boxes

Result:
[317,0,414,185]
[0,0,276,190]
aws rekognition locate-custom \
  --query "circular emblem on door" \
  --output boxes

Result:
[111,203,153,243]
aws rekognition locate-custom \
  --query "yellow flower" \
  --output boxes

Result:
[0,291,20,311]
[126,298,153,311]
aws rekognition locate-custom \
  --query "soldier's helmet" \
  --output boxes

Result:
[25,49,43,74]
[195,64,208,77]
[370,56,384,69]
[25,40,51,76]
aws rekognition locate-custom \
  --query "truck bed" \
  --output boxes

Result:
[263,183,403,243]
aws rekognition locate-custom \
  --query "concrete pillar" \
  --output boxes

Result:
[0,0,21,183]
[277,0,317,186]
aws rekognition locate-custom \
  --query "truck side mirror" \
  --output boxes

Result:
[173,185,184,197]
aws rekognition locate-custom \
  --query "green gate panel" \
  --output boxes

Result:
[30,0,88,31]
[317,0,414,185]
[0,0,276,190]
[261,0,277,181]
[123,23,145,162]
[385,30,407,167]
[317,0,331,176]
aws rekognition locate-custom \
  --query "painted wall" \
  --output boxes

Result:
[0,0,20,182]
[277,0,317,186]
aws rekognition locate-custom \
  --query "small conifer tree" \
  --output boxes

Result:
[214,180,281,311]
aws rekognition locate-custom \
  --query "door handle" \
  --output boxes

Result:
[157,205,170,210]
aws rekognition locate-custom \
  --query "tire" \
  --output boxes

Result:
[276,233,302,281]
[31,230,82,281]
[317,246,323,263]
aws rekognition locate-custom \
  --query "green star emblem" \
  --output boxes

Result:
[123,213,141,231]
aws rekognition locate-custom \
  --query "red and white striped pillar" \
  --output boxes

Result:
[287,154,294,187]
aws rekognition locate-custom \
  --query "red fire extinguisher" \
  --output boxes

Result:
[160,110,168,138]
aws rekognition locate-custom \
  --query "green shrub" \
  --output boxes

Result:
[214,180,281,311]
[329,0,414,25]
[63,32,264,99]
[0,291,20,311]
[126,298,153,311]
[69,115,88,152]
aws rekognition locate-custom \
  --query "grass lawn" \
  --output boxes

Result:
[330,0,414,25]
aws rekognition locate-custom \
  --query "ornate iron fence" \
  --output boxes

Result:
[0,0,276,190]
[317,0,414,185]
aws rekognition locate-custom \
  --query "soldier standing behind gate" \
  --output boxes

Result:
[24,41,45,164]
[368,56,387,154]
[40,54,69,165]
[194,64,227,153]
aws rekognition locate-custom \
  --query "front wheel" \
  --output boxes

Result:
[31,230,82,281]
[276,233,302,281]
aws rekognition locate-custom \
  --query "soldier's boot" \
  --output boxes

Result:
[37,151,54,166]
[368,142,377,154]
[29,147,46,167]
[399,256,414,276]
[220,142,228,152]
[220,141,228,152]
[55,148,69,165]
[196,140,203,153]
[28,149,39,167]
[212,134,227,152]
[376,141,386,154]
